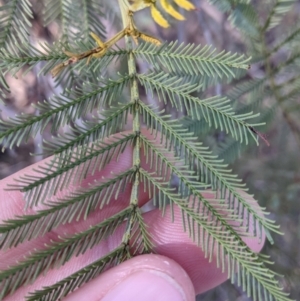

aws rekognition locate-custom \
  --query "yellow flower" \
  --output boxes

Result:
[128,0,195,28]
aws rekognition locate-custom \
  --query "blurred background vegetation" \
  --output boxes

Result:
[0,0,299,300]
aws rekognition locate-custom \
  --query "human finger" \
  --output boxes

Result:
[0,129,265,299]
[62,254,195,301]
[2,189,265,301]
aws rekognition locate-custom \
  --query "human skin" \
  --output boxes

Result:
[0,129,265,301]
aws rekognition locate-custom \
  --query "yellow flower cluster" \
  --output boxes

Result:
[128,0,195,28]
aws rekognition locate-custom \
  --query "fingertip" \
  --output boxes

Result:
[63,254,195,301]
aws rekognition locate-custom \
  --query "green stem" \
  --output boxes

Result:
[118,0,141,249]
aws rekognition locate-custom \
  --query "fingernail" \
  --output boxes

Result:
[101,270,187,301]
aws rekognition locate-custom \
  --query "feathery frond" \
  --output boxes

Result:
[229,3,260,38]
[26,246,127,301]
[138,102,280,240]
[140,169,291,301]
[0,170,135,249]
[270,25,300,53]
[43,0,72,36]
[0,75,131,150]
[42,102,134,157]
[0,41,67,77]
[0,72,10,103]
[7,134,136,208]
[25,206,151,301]
[0,208,131,298]
[263,0,296,31]
[138,73,262,144]
[68,0,106,42]
[131,207,154,255]
[0,1,295,301]
[134,41,251,80]
[0,0,33,48]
